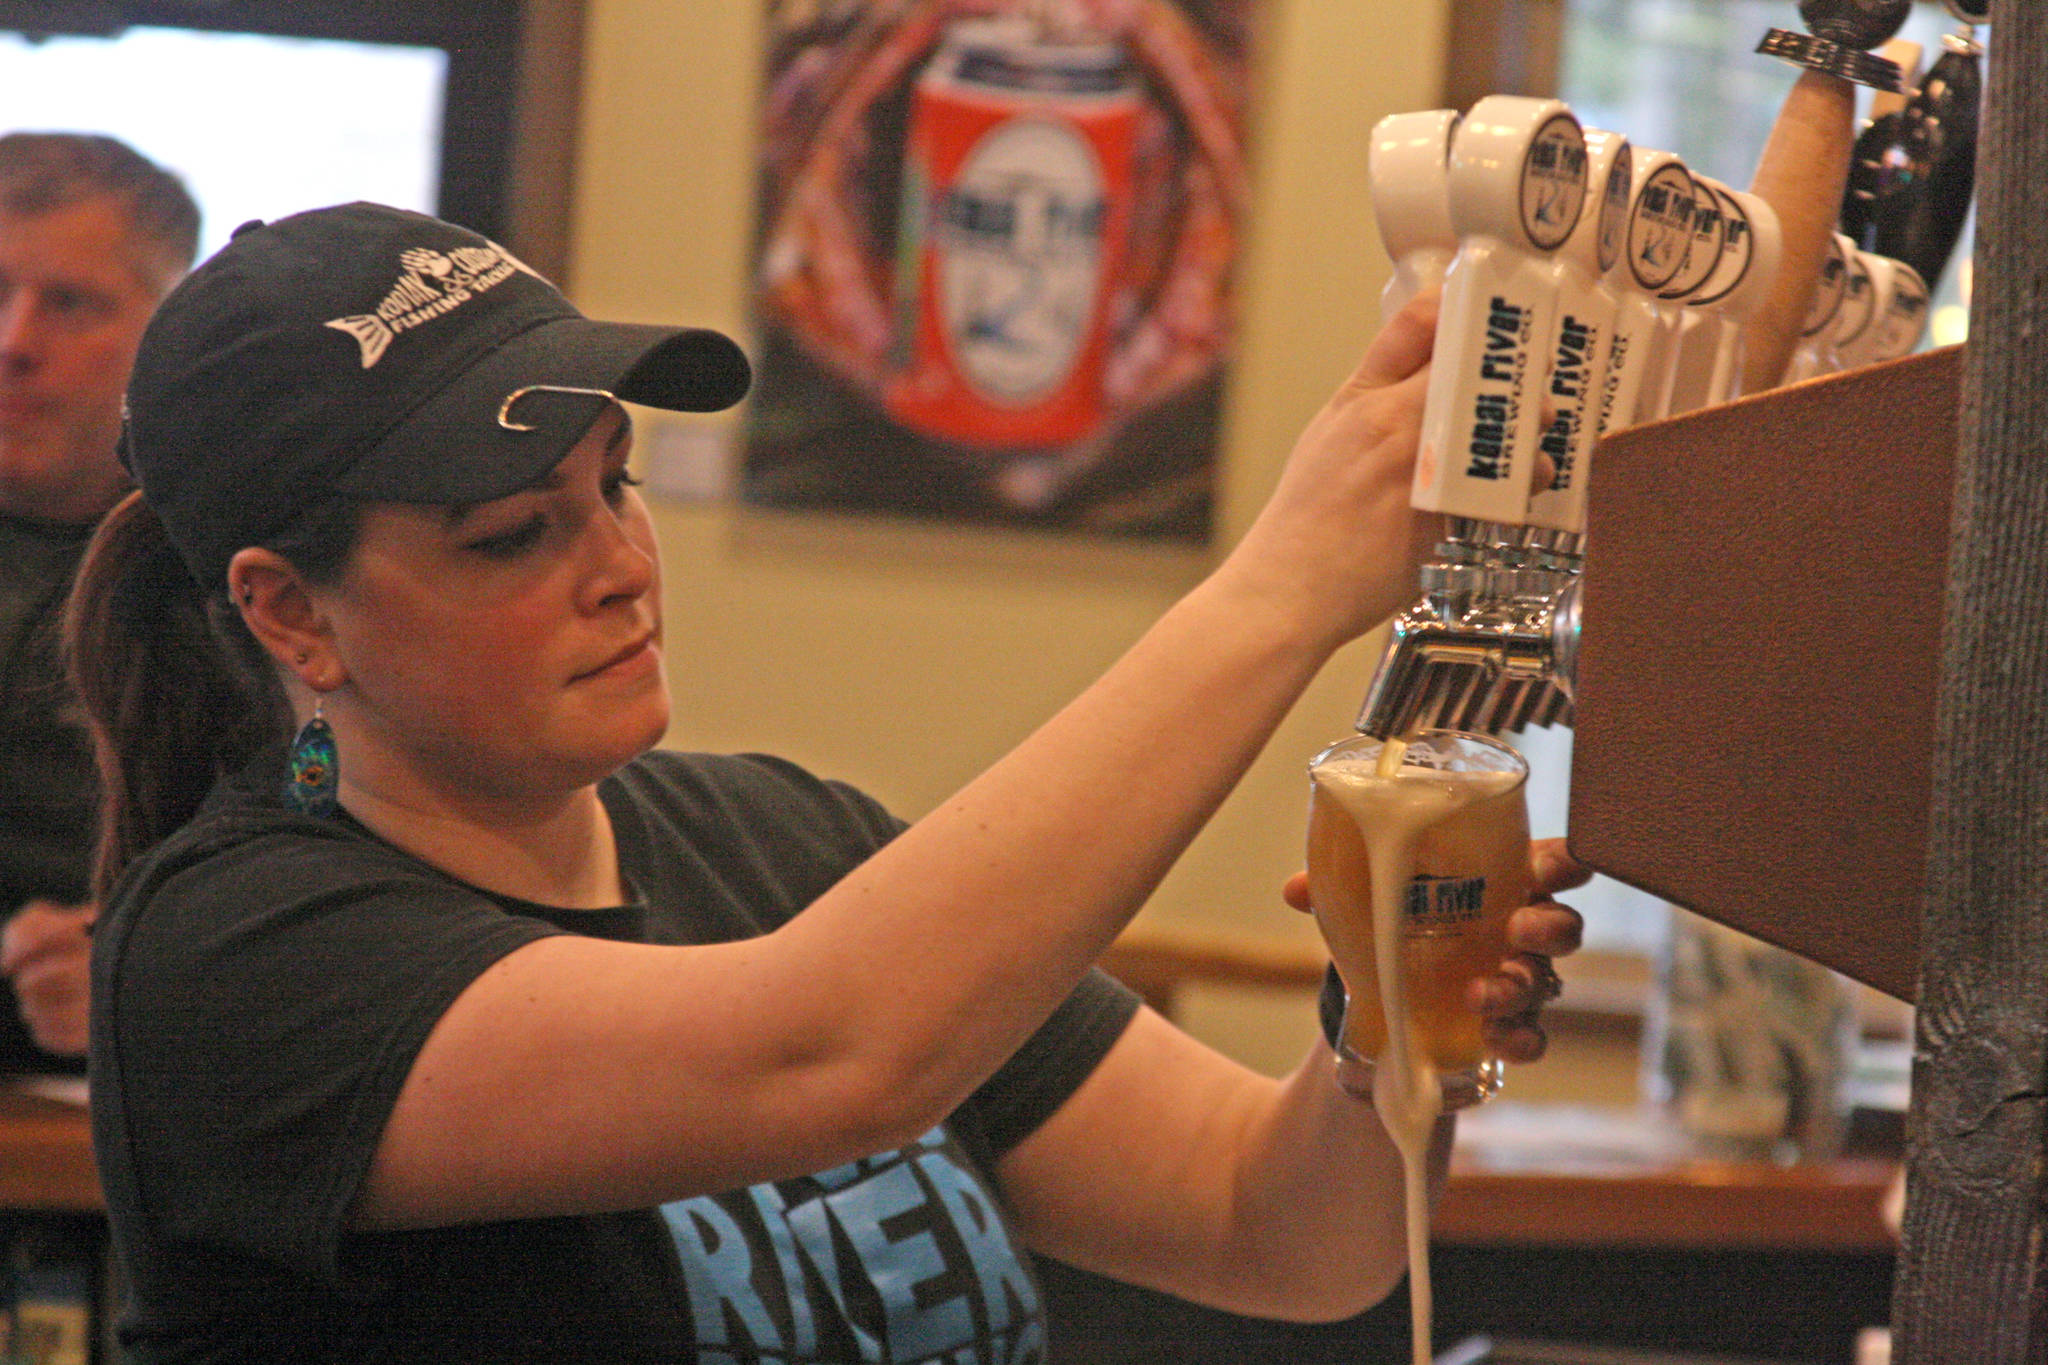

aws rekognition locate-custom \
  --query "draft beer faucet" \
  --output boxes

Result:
[1356,103,1643,741]
[1667,184,1784,413]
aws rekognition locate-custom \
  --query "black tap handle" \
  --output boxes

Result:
[1798,0,1913,51]
[1841,108,1906,248]
[1889,42,1982,293]
[1846,38,1983,292]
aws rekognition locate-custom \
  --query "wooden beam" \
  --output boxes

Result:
[1893,7,2048,1358]
[1440,0,1564,110]
[504,0,585,285]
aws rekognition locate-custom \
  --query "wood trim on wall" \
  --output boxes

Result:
[1440,0,1565,110]
[506,0,585,285]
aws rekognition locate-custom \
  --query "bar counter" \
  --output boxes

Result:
[1443,1102,1898,1252]
[0,1079,98,1213]
[0,1082,1898,1250]
[4,1081,1898,1360]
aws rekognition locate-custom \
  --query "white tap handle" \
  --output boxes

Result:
[1867,259,1929,361]
[1661,174,1747,417]
[1413,96,1588,524]
[1821,242,1879,374]
[1665,176,1783,414]
[1370,109,1460,326]
[1834,251,1899,370]
[1598,148,1696,437]
[1661,173,1731,304]
[1635,170,1727,424]
[1781,231,1851,384]
[1697,187,1783,403]
[1527,127,1631,534]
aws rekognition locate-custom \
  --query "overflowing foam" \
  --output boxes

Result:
[1307,744,1528,1365]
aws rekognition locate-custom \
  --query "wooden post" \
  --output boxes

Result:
[1894,7,2048,1360]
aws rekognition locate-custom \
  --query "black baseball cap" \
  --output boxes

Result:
[122,201,751,586]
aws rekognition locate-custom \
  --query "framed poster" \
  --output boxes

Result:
[744,0,1256,542]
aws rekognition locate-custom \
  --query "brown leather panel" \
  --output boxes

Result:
[1568,346,1962,1000]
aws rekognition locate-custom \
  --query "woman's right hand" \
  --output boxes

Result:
[1215,289,1439,652]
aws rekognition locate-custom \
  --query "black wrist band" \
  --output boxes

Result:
[1318,962,1346,1053]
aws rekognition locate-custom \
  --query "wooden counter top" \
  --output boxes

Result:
[0,1085,1898,1253]
[1441,1102,1899,1253]
[0,1078,99,1213]
[1441,1155,1898,1253]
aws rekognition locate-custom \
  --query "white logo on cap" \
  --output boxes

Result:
[324,243,542,368]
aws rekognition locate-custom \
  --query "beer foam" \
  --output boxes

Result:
[1311,756,1523,1365]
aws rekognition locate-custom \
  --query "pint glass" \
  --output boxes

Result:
[1306,729,1533,1109]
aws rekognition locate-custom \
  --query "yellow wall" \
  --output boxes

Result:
[569,1,1451,1073]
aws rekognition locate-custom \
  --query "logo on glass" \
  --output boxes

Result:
[1404,874,1488,935]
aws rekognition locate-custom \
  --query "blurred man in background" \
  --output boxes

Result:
[0,131,197,1068]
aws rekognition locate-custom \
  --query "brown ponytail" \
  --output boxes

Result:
[63,491,361,902]
[63,493,284,901]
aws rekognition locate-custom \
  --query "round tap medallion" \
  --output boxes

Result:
[1626,162,1696,293]
[1519,113,1588,252]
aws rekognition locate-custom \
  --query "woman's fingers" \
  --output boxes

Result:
[1508,898,1584,958]
[1531,838,1593,897]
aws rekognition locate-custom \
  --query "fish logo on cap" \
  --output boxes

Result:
[324,242,543,368]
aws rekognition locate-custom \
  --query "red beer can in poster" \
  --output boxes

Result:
[886,19,1139,450]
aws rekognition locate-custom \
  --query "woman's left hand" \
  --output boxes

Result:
[1470,838,1587,1064]
[1283,835,1588,1066]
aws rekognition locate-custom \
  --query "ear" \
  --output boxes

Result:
[225,547,345,694]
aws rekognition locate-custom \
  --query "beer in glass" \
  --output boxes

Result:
[1306,729,1532,1108]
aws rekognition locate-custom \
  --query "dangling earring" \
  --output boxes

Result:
[287,699,340,818]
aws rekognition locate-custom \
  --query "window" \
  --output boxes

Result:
[1,25,445,260]
[0,1,579,277]
[1510,0,1984,956]
[1559,0,1980,342]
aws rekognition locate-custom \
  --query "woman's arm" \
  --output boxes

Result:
[993,843,1586,1321]
[357,297,1443,1230]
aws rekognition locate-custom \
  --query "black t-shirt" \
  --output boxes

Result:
[90,749,1139,1363]
[0,512,98,1075]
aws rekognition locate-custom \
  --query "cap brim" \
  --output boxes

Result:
[336,316,750,506]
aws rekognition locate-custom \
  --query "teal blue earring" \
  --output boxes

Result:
[287,698,339,818]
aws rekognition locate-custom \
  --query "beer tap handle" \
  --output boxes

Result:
[1780,231,1854,384]
[1824,242,1879,374]
[1662,174,1735,417]
[1871,37,1924,117]
[1693,187,1783,405]
[1636,171,1729,425]
[1867,26,1983,294]
[1867,258,1930,361]
[1744,1,1914,392]
[1599,148,1696,438]
[1414,96,1589,528]
[1841,38,1922,248]
[1834,249,1899,371]
[1741,70,1858,393]
[1370,109,1460,327]
[1526,128,1633,537]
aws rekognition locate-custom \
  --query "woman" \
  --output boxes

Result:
[71,202,1583,1362]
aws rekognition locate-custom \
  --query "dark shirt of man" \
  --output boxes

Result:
[0,509,95,1073]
